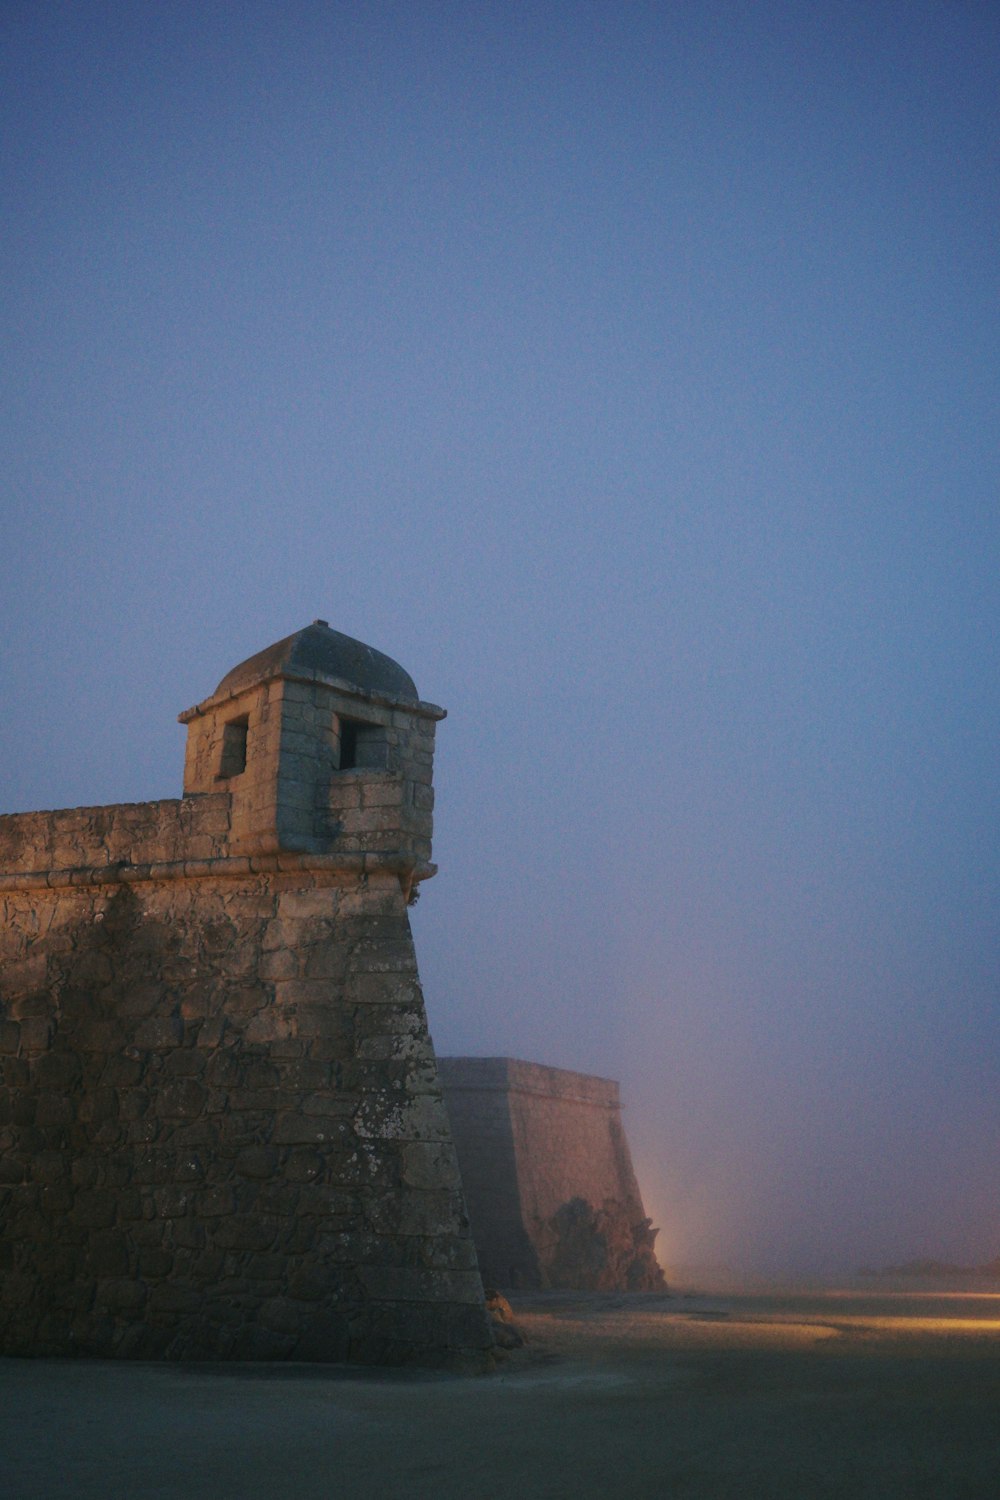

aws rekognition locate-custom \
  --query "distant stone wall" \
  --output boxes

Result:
[440,1057,665,1293]
[0,837,488,1364]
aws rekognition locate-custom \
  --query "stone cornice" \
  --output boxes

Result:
[0,852,437,892]
[178,667,446,725]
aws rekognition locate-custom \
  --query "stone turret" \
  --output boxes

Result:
[178,621,443,894]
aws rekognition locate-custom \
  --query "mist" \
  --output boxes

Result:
[3,1,998,1280]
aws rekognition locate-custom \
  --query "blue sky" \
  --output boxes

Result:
[3,1,998,1276]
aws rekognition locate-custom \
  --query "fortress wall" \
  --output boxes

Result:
[0,795,232,877]
[504,1063,646,1230]
[0,621,498,1368]
[0,860,488,1364]
[440,1057,665,1292]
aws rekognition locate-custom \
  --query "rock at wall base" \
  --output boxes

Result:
[542,1197,667,1293]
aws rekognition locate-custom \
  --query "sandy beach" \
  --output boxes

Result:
[3,1288,999,1499]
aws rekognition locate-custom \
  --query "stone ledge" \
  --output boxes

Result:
[439,1057,620,1110]
[0,853,438,893]
[179,668,446,726]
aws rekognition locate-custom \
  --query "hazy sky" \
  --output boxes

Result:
[3,1,998,1278]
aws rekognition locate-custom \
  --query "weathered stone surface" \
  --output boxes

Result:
[0,625,491,1368]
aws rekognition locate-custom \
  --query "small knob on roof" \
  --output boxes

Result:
[313,619,330,627]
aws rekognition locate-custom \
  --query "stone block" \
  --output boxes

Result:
[242,1252,284,1282]
[196,1186,235,1218]
[233,1144,278,1178]
[357,1266,483,1305]
[300,1092,357,1118]
[277,1059,331,1091]
[76,1089,118,1125]
[207,1215,279,1253]
[99,1055,144,1088]
[226,1087,278,1112]
[35,1093,73,1127]
[273,1114,347,1147]
[29,1150,65,1184]
[402,1141,464,1191]
[170,1216,206,1251]
[2,952,47,995]
[277,890,337,920]
[195,1018,228,1049]
[360,781,406,809]
[17,1017,53,1052]
[259,1295,308,1335]
[240,1056,279,1088]
[257,947,297,984]
[293,1004,351,1041]
[346,941,418,976]
[162,1049,207,1078]
[367,1188,467,1239]
[336,808,403,836]
[154,1186,194,1219]
[324,781,363,812]
[134,1017,184,1050]
[243,1011,295,1044]
[268,1037,307,1059]
[158,1081,206,1118]
[412,1235,481,1272]
[95,1276,147,1313]
[293,1184,359,1219]
[283,1149,324,1182]
[305,1036,354,1063]
[354,1091,451,1144]
[147,1283,202,1316]
[71,1191,119,1230]
[302,942,347,981]
[361,1301,458,1351]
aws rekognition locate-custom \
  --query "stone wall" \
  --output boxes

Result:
[440,1057,665,1293]
[0,840,489,1364]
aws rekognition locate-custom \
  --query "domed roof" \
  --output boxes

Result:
[215,620,418,702]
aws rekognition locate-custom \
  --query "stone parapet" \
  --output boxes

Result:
[441,1056,621,1110]
[0,796,232,877]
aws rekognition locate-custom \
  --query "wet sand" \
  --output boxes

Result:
[3,1288,999,1498]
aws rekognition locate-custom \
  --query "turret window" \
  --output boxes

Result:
[217,716,249,779]
[339,717,387,770]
